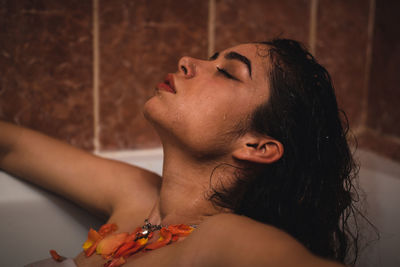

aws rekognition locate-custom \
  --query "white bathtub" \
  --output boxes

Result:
[0,148,163,267]
[0,148,399,267]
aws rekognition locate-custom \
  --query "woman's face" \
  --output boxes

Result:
[144,43,271,157]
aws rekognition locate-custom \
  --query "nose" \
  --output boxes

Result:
[178,56,196,78]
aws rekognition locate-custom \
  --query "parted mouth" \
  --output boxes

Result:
[157,73,176,94]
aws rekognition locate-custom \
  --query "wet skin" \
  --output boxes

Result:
[144,43,271,159]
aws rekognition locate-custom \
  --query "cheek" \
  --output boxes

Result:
[185,92,253,137]
[144,85,258,154]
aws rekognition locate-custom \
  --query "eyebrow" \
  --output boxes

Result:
[224,51,252,79]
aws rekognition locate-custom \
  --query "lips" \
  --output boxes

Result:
[157,73,176,94]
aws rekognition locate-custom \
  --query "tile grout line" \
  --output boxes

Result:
[360,0,376,129]
[93,0,100,152]
[208,0,216,57]
[308,0,318,55]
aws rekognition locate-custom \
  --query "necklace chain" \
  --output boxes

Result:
[141,219,163,234]
[141,218,198,235]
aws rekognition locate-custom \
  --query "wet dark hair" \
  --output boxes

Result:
[208,38,361,264]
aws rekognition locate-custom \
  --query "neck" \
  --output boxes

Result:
[146,144,234,226]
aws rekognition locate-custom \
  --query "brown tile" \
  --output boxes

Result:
[316,0,370,130]
[367,0,400,137]
[357,129,400,163]
[99,0,208,150]
[0,0,93,149]
[215,0,310,51]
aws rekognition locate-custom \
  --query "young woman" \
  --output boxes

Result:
[0,39,357,266]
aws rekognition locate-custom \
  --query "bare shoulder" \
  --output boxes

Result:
[112,214,344,267]
[187,213,344,267]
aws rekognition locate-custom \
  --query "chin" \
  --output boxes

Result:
[143,97,172,135]
[143,99,158,126]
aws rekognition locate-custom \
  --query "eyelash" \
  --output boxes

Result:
[209,52,239,81]
[216,67,237,80]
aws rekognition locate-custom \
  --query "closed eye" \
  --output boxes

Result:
[217,67,240,81]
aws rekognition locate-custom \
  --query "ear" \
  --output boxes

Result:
[232,133,284,164]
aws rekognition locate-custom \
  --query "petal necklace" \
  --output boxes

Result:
[49,219,198,267]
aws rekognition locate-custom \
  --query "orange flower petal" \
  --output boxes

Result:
[85,239,101,257]
[120,242,145,257]
[82,228,102,251]
[114,241,136,258]
[99,223,118,236]
[144,228,172,250]
[137,238,148,246]
[97,232,129,256]
[167,224,194,237]
[124,233,136,243]
[49,250,63,262]
[82,240,93,251]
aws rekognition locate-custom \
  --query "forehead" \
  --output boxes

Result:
[225,43,269,58]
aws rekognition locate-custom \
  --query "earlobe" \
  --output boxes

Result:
[233,137,284,165]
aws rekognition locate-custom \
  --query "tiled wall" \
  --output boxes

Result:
[0,1,94,149]
[1,0,399,161]
[98,0,208,149]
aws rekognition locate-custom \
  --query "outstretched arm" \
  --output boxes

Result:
[0,121,161,217]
